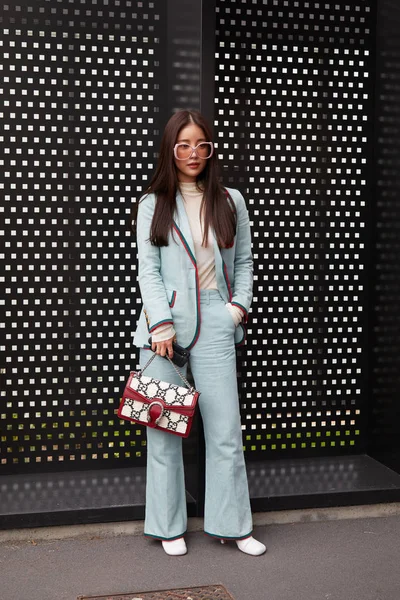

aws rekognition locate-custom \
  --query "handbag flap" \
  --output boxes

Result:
[124,371,199,413]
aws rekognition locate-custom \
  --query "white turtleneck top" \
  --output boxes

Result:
[179,181,218,290]
[151,181,243,343]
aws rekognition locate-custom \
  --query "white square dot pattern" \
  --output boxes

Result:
[0,1,163,470]
[214,0,373,456]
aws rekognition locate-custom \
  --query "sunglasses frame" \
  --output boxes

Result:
[173,141,214,160]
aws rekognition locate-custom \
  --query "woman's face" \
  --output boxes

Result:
[173,123,209,183]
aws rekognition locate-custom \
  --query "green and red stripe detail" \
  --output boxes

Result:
[173,221,201,350]
[169,290,177,308]
[222,261,233,302]
[231,301,248,323]
[235,322,247,347]
[204,529,253,540]
[173,221,196,264]
[148,319,174,333]
[144,531,187,541]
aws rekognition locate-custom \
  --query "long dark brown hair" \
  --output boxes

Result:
[131,110,236,248]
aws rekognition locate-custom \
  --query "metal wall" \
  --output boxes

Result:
[213,0,375,459]
[367,0,400,474]
[0,0,387,475]
[0,0,167,472]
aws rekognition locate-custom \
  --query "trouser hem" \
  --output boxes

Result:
[204,529,253,541]
[144,531,187,541]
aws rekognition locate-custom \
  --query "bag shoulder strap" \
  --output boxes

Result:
[139,352,193,390]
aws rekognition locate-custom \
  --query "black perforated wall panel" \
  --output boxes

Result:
[0,0,165,472]
[368,0,400,473]
[0,0,384,475]
[214,0,375,457]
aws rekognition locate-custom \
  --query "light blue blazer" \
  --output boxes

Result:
[132,187,253,350]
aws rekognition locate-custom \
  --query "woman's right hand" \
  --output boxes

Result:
[151,336,175,359]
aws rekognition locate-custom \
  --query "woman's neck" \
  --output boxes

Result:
[179,180,203,189]
[179,181,204,198]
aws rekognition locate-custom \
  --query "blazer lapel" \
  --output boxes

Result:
[173,190,197,264]
[173,190,230,302]
[213,236,230,302]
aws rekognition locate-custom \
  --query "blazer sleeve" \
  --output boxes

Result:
[230,191,253,323]
[136,194,174,333]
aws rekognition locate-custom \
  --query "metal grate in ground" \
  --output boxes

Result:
[77,584,235,600]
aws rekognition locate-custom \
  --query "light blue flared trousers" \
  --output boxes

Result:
[140,289,253,541]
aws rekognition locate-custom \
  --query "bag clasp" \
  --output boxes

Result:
[147,401,164,426]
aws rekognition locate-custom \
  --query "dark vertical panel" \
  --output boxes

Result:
[200,0,217,129]
[166,0,201,113]
[368,0,400,474]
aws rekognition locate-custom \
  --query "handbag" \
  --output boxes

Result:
[118,352,200,438]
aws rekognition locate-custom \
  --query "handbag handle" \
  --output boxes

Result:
[140,351,193,390]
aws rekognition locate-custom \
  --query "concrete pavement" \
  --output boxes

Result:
[1,512,400,600]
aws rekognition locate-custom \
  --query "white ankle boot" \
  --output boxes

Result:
[221,536,267,556]
[236,536,266,556]
[161,537,187,556]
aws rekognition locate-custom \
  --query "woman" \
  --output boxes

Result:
[132,110,266,557]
